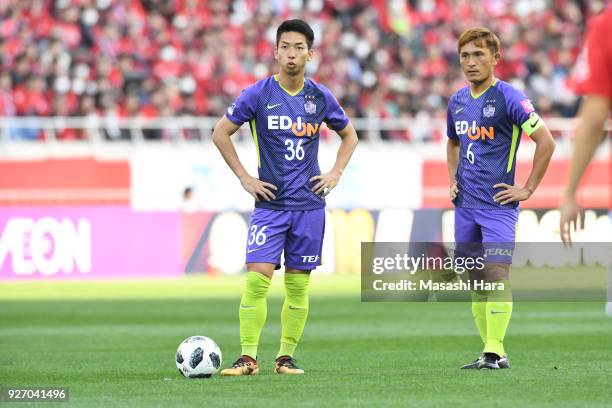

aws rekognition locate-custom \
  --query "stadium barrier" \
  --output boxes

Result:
[0,158,130,205]
[0,147,607,209]
[0,116,609,143]
[0,207,609,279]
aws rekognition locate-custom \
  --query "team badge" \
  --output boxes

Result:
[304,95,316,114]
[483,104,495,118]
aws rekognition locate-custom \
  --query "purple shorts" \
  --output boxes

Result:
[245,208,325,271]
[454,207,518,264]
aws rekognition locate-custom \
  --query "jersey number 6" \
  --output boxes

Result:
[466,142,475,164]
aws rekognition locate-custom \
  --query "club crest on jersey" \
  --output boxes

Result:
[483,104,495,118]
[304,96,317,115]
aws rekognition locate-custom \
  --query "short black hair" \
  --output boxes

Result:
[276,19,314,49]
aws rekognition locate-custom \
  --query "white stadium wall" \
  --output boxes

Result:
[130,143,424,211]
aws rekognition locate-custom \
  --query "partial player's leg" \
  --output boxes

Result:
[473,262,512,369]
[474,209,518,369]
[220,263,273,376]
[221,209,289,377]
[274,209,325,374]
[454,208,487,369]
[275,268,310,374]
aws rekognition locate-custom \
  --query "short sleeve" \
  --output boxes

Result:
[505,87,543,137]
[573,12,612,99]
[322,86,349,131]
[225,85,258,126]
[446,98,458,140]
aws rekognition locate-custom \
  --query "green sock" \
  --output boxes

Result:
[471,290,488,345]
[484,280,513,357]
[239,271,271,359]
[277,273,310,358]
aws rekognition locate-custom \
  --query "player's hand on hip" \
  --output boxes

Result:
[492,183,531,205]
[449,181,459,200]
[310,171,340,197]
[239,175,277,201]
[559,195,585,246]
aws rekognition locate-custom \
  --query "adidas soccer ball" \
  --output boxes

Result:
[176,336,222,378]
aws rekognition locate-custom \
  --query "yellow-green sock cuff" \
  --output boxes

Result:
[241,346,258,360]
[485,280,512,302]
[483,339,505,357]
[247,271,271,285]
[471,290,488,302]
[239,271,271,360]
[277,342,297,358]
[284,272,310,284]
[278,273,310,359]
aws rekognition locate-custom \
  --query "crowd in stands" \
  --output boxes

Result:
[0,0,605,140]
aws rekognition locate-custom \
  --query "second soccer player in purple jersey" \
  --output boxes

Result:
[446,28,555,370]
[212,19,358,376]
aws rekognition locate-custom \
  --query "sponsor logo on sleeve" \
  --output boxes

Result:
[520,99,535,114]
[227,103,236,115]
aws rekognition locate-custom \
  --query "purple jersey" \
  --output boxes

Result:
[226,75,349,211]
[447,79,544,209]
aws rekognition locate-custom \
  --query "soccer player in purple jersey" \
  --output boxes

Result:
[212,19,358,376]
[446,28,555,369]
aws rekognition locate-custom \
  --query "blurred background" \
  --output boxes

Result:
[0,0,609,279]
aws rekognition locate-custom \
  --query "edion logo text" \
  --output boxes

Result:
[268,116,319,137]
[455,121,495,141]
[0,217,92,275]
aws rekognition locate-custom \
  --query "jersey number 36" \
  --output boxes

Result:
[285,139,305,161]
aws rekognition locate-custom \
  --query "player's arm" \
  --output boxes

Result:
[310,122,358,197]
[493,121,555,205]
[563,96,609,198]
[560,95,610,243]
[446,99,460,200]
[212,116,277,201]
[447,138,460,200]
[559,11,611,243]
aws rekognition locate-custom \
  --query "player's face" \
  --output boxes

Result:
[274,32,313,76]
[459,41,499,84]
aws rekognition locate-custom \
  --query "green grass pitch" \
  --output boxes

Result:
[1,275,611,407]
